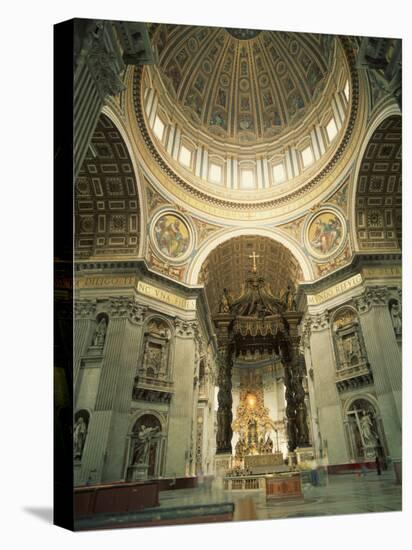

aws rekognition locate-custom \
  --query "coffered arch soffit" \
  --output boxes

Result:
[187,226,314,287]
[349,111,401,253]
[74,109,146,261]
[198,234,303,316]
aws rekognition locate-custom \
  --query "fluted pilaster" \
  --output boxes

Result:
[307,311,349,464]
[165,319,198,477]
[355,287,402,459]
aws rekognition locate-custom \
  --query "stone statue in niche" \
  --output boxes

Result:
[92,317,107,347]
[389,300,402,336]
[264,434,273,454]
[333,310,366,370]
[73,415,87,459]
[359,414,378,448]
[235,434,247,459]
[143,343,164,378]
[280,284,296,311]
[219,288,232,313]
[132,424,161,464]
[341,332,361,365]
[139,319,171,379]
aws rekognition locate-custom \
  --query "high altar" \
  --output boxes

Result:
[232,381,286,474]
[213,253,313,492]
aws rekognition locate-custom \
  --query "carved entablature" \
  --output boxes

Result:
[106,297,147,323]
[132,385,173,404]
[331,307,371,390]
[174,318,198,338]
[74,299,97,319]
[309,310,330,331]
[354,286,389,314]
[300,317,312,348]
[88,37,125,98]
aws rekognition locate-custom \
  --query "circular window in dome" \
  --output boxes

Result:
[226,28,262,40]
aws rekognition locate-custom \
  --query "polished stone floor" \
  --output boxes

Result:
[75,470,402,529]
[158,470,402,521]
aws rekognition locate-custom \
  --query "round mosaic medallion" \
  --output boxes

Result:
[239,78,250,92]
[304,208,347,260]
[151,211,194,262]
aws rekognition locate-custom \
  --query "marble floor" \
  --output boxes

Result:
[75,470,402,530]
[158,470,402,521]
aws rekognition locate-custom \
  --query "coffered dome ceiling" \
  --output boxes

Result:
[132,24,359,220]
[154,26,336,145]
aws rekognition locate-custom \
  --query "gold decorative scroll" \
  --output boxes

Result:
[75,275,137,289]
[306,273,363,306]
[137,281,196,311]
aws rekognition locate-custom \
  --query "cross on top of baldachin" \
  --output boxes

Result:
[248,251,260,274]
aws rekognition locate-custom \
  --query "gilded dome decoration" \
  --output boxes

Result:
[154,26,337,144]
[133,24,357,216]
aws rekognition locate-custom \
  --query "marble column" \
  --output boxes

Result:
[165,319,197,477]
[355,287,402,460]
[302,317,321,457]
[213,315,234,456]
[282,313,310,451]
[308,311,349,464]
[216,347,234,454]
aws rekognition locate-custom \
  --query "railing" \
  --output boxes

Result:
[335,361,371,381]
[223,476,265,491]
[335,362,373,393]
[136,375,174,390]
[132,376,174,403]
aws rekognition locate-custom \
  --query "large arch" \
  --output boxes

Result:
[75,108,146,260]
[349,109,401,252]
[186,226,314,287]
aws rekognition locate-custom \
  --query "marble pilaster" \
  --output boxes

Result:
[308,313,349,464]
[165,319,197,477]
[73,299,96,385]
[77,298,147,484]
[355,287,402,460]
